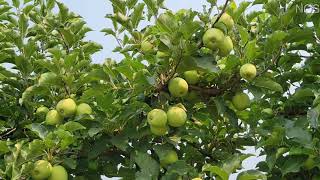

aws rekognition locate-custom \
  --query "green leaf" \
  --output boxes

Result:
[244,40,260,63]
[253,77,283,93]
[280,155,305,175]
[134,152,160,180]
[0,141,9,154]
[63,121,86,132]
[143,0,158,18]
[307,107,319,129]
[131,3,145,28]
[202,164,228,180]
[12,0,20,8]
[286,127,312,145]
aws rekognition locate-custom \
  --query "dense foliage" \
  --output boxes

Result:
[1,0,320,179]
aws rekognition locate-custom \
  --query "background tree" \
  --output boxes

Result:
[1,0,320,179]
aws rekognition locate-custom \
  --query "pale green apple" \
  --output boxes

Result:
[262,108,273,117]
[141,41,154,53]
[168,77,188,97]
[56,98,77,117]
[218,13,234,30]
[218,36,233,56]
[184,70,200,85]
[46,110,63,125]
[36,106,49,116]
[76,103,92,116]
[202,28,225,50]
[147,109,167,127]
[160,150,178,166]
[232,93,250,111]
[150,125,169,136]
[48,165,68,180]
[240,63,257,81]
[167,107,187,127]
[31,160,52,180]
[38,72,57,85]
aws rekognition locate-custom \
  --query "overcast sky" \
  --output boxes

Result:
[57,1,264,179]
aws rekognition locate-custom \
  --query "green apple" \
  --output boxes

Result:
[141,40,154,53]
[304,156,315,170]
[262,108,273,117]
[202,28,225,50]
[150,125,169,136]
[156,51,169,58]
[240,63,257,81]
[46,110,63,125]
[38,72,57,85]
[31,160,52,180]
[192,178,202,180]
[114,12,129,23]
[56,98,77,117]
[36,106,49,116]
[232,92,250,111]
[48,165,68,180]
[218,36,233,56]
[160,150,178,166]
[76,103,92,116]
[167,107,187,127]
[147,109,167,127]
[184,70,200,85]
[168,77,189,97]
[218,13,234,31]
[184,91,200,102]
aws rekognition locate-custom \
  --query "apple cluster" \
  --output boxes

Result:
[35,98,92,126]
[31,160,68,180]
[203,13,234,57]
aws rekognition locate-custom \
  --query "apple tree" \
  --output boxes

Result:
[1,0,320,179]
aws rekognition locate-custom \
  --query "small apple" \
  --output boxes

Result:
[192,178,203,180]
[218,13,234,31]
[31,160,52,180]
[262,108,273,117]
[36,106,49,116]
[46,110,63,125]
[202,28,225,50]
[304,156,315,170]
[218,36,233,56]
[150,125,169,136]
[240,63,257,81]
[167,107,187,127]
[184,70,200,85]
[140,40,154,54]
[168,77,189,97]
[38,72,57,85]
[114,12,129,23]
[48,165,68,180]
[76,103,92,116]
[147,109,167,127]
[232,92,250,111]
[156,51,169,58]
[160,150,178,166]
[56,98,77,117]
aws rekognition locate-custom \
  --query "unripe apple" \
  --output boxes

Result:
[304,156,315,170]
[232,93,250,111]
[56,98,77,117]
[184,70,200,85]
[147,109,167,127]
[262,108,273,117]
[76,103,92,116]
[240,63,257,81]
[38,72,57,85]
[160,150,178,166]
[168,77,188,97]
[167,107,187,127]
[36,106,49,116]
[218,13,234,31]
[31,160,52,180]
[218,36,233,56]
[150,125,169,136]
[48,165,68,180]
[140,40,154,54]
[46,110,63,125]
[114,12,129,23]
[192,178,202,180]
[156,51,169,58]
[202,28,225,50]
